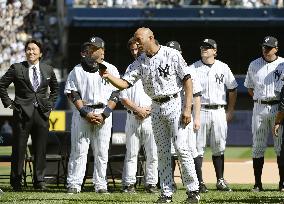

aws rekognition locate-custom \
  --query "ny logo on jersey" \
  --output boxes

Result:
[158,64,170,78]
[101,78,109,85]
[215,73,224,84]
[274,70,282,81]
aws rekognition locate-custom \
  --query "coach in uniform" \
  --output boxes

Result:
[100,27,200,203]
[120,37,158,193]
[193,39,238,192]
[245,36,284,192]
[64,37,120,194]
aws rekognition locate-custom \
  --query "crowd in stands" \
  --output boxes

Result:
[71,0,283,8]
[0,0,60,76]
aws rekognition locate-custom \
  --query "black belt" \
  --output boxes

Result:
[87,103,105,109]
[202,104,225,109]
[127,110,138,115]
[152,93,178,103]
[253,100,280,105]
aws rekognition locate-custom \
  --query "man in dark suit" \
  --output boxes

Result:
[0,39,59,191]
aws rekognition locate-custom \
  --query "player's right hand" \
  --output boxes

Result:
[181,110,191,127]
[273,124,280,137]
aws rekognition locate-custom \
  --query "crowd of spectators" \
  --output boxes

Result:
[70,0,283,8]
[0,0,61,76]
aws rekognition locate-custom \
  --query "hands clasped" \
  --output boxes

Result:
[85,112,105,125]
[135,106,151,120]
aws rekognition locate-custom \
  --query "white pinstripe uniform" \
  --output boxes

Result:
[244,56,284,158]
[123,45,199,197]
[64,61,120,192]
[193,60,238,156]
[120,76,158,186]
[171,68,202,159]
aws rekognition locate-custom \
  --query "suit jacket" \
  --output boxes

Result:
[0,61,59,119]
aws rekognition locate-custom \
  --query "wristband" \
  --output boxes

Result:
[79,106,92,118]
[102,106,112,118]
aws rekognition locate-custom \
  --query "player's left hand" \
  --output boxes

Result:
[193,118,200,131]
[99,69,109,78]
[182,110,191,126]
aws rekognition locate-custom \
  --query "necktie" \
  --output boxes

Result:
[32,66,39,91]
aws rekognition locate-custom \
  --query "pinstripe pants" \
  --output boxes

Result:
[196,107,227,156]
[252,103,283,158]
[151,96,199,197]
[67,111,112,191]
[122,113,158,186]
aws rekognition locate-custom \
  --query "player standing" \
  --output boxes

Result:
[166,40,202,193]
[120,37,158,193]
[64,37,120,194]
[245,36,284,192]
[100,27,200,203]
[273,84,284,192]
[193,39,238,192]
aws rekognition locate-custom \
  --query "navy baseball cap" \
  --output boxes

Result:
[166,41,182,52]
[262,36,278,48]
[201,39,217,49]
[81,36,105,52]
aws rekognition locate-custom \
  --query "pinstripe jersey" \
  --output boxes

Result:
[244,56,284,99]
[120,65,152,106]
[64,61,120,108]
[191,60,238,105]
[123,45,191,99]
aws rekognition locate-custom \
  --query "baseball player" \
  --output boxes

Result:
[193,39,238,192]
[120,37,158,193]
[273,84,284,192]
[245,36,284,192]
[64,36,120,194]
[166,41,202,192]
[100,27,200,203]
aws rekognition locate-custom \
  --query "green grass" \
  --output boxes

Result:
[0,147,277,161]
[0,183,283,203]
[203,147,277,161]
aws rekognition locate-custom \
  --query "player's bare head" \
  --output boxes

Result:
[127,37,142,59]
[134,27,155,53]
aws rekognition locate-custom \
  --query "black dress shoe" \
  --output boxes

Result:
[34,182,47,190]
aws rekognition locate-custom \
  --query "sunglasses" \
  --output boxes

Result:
[200,45,214,50]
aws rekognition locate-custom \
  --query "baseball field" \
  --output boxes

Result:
[0,147,283,203]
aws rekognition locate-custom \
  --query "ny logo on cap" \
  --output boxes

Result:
[90,37,96,43]
[169,42,175,46]
[204,39,209,42]
[265,37,269,42]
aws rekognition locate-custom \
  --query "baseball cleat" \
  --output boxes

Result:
[199,182,208,193]
[122,184,136,193]
[67,187,80,194]
[216,178,232,192]
[155,195,172,203]
[251,184,263,192]
[96,189,110,194]
[186,191,200,203]
[145,184,158,193]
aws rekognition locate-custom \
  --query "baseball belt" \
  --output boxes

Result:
[152,93,178,103]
